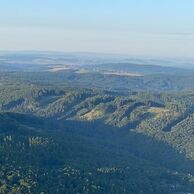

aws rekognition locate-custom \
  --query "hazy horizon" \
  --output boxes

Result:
[1,1,194,57]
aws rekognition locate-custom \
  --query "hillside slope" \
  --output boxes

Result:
[1,86,194,193]
[1,112,194,193]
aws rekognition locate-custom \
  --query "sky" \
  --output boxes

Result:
[0,0,194,57]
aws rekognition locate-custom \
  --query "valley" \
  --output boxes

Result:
[1,52,194,193]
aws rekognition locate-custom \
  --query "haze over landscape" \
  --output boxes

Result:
[1,0,194,57]
[1,1,194,194]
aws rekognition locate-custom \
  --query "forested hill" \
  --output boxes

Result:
[1,66,194,192]
[1,53,194,93]
[2,86,194,161]
[2,69,194,93]
[0,85,194,193]
[1,109,194,193]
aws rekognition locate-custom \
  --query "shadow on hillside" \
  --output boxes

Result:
[1,112,194,175]
[59,119,194,174]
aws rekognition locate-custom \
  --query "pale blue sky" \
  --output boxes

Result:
[0,0,194,57]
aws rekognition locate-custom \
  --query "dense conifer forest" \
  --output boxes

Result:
[1,54,194,193]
